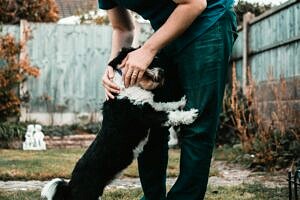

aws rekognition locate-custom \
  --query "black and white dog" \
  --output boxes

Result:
[41,48,198,200]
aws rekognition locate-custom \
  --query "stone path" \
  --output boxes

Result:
[0,161,287,192]
[0,178,176,192]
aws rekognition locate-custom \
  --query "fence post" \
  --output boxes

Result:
[19,20,29,123]
[242,12,255,92]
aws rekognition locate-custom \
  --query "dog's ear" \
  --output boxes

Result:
[108,47,138,69]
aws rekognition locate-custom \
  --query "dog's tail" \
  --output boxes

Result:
[41,178,69,200]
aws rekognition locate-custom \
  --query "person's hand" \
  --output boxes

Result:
[102,66,120,100]
[120,47,156,88]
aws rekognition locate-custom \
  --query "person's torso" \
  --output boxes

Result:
[113,0,231,29]
[110,0,235,54]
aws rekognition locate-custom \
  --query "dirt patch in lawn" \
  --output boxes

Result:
[209,160,287,188]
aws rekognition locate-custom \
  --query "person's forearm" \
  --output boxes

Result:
[109,29,134,61]
[143,0,207,54]
[107,7,135,62]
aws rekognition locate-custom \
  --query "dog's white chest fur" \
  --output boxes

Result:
[113,72,198,127]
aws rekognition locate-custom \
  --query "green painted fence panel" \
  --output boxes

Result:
[25,23,112,113]
[248,2,300,82]
[0,25,20,40]
[231,0,300,83]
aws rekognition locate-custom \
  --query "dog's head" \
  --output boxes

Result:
[108,47,165,91]
[138,67,164,90]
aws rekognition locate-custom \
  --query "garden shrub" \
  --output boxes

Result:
[43,122,101,137]
[249,76,300,170]
[0,122,100,149]
[221,63,300,170]
[0,121,28,148]
[217,87,243,146]
[0,122,101,142]
[0,31,40,122]
[0,0,59,24]
[0,0,59,122]
[0,122,26,142]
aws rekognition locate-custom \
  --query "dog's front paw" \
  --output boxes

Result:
[184,108,198,124]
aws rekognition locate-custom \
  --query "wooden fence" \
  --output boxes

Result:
[2,21,111,125]
[1,20,152,125]
[231,0,300,122]
[231,0,300,84]
[1,0,299,125]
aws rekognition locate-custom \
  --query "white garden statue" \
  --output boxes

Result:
[23,124,35,150]
[34,124,46,150]
[23,124,46,150]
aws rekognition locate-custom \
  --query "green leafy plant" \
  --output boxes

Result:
[42,122,101,137]
[0,122,26,142]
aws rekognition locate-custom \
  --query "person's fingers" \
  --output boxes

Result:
[107,87,120,94]
[102,77,119,99]
[102,84,120,95]
[102,76,120,91]
[105,88,115,99]
[124,67,133,88]
[136,70,144,83]
[102,68,117,88]
[130,69,139,86]
[107,66,114,80]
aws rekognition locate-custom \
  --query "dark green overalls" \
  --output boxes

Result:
[99,0,237,199]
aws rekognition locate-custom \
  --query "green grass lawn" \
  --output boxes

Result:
[0,146,288,199]
[0,148,185,180]
[0,183,288,200]
[0,146,227,181]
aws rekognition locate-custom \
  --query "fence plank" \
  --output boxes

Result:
[242,13,255,90]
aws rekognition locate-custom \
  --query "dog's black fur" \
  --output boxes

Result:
[41,48,194,200]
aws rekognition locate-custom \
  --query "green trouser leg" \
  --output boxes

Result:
[167,9,237,200]
[139,9,237,200]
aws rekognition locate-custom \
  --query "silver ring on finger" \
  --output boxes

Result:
[132,73,138,78]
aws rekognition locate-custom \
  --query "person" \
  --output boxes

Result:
[100,0,237,199]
